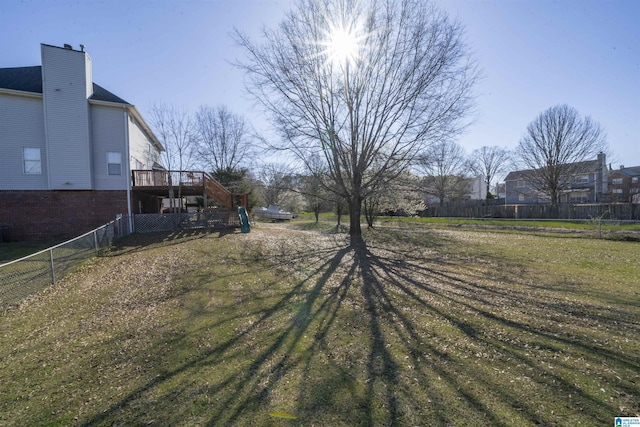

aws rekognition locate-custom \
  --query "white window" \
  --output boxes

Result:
[575,175,589,184]
[518,194,525,202]
[516,180,525,188]
[632,177,638,184]
[612,188,623,194]
[612,178,623,185]
[23,147,41,174]
[107,152,122,175]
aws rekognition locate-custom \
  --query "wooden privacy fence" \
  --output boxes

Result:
[420,202,640,221]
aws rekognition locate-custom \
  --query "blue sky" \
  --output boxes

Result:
[1,0,638,172]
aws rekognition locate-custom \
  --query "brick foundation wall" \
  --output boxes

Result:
[0,190,129,241]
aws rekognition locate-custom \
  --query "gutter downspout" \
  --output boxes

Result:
[124,108,133,234]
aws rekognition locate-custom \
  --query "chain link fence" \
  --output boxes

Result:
[133,212,239,232]
[0,212,241,310]
[0,216,129,310]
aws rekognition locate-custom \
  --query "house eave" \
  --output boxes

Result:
[0,88,43,99]
[88,98,127,108]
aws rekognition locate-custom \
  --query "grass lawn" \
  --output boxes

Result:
[0,240,62,263]
[381,216,640,236]
[0,222,638,426]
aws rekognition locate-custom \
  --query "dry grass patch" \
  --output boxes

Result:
[0,223,638,426]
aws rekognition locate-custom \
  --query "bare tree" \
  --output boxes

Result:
[148,103,197,211]
[235,0,477,242]
[363,171,423,227]
[195,105,254,173]
[516,104,607,205]
[256,163,301,211]
[299,154,333,222]
[468,146,511,198]
[417,140,468,206]
[301,173,332,223]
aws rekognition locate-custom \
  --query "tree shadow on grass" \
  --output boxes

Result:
[80,237,354,425]
[106,227,238,257]
[355,239,638,425]
[79,228,639,426]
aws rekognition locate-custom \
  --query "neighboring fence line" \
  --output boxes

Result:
[420,202,640,221]
[0,212,240,310]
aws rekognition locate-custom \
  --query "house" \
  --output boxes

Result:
[0,43,164,241]
[608,165,640,203]
[504,153,608,204]
[466,175,488,200]
[422,174,487,205]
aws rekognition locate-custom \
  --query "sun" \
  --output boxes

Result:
[316,15,368,70]
[326,24,360,66]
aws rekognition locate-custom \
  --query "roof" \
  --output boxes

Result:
[505,159,599,181]
[0,66,42,92]
[611,166,640,177]
[90,83,129,104]
[505,169,533,181]
[0,66,129,104]
[0,64,163,151]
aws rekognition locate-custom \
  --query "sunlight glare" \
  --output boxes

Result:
[328,26,359,66]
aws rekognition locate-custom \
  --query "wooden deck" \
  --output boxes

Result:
[131,170,247,210]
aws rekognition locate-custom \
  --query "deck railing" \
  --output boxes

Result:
[131,170,247,210]
[131,170,205,188]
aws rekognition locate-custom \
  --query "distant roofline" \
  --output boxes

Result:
[505,159,601,181]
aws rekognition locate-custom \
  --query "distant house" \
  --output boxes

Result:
[0,43,163,240]
[466,175,488,200]
[608,165,640,203]
[422,174,487,205]
[504,153,609,204]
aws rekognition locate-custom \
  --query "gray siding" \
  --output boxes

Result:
[1,44,162,199]
[505,180,547,204]
[91,104,128,190]
[0,93,48,189]
[41,44,93,190]
[128,115,160,169]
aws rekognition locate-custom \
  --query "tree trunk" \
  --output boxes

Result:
[336,202,344,226]
[363,198,377,229]
[348,198,362,245]
[550,187,559,205]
